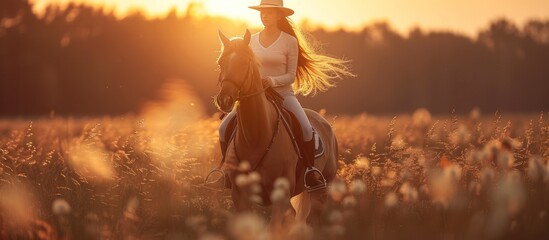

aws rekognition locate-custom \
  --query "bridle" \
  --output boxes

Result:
[214,48,283,172]
[217,52,269,103]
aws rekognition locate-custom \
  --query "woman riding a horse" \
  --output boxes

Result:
[216,0,354,192]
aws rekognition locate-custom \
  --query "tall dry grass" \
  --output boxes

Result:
[0,108,548,239]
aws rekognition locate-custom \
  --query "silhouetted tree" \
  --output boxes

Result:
[1,1,548,117]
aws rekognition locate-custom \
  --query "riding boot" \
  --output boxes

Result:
[220,140,228,158]
[219,140,232,189]
[303,132,327,192]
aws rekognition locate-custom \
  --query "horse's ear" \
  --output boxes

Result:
[218,29,231,47]
[243,29,251,45]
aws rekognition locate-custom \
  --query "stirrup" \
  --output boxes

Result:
[202,169,226,192]
[304,167,327,192]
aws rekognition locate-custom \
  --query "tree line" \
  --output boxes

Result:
[1,0,548,117]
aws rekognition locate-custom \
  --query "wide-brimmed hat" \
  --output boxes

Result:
[248,0,294,16]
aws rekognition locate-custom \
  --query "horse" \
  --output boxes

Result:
[213,29,338,227]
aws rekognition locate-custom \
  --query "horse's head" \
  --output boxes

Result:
[214,29,259,113]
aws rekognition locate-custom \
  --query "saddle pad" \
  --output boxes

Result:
[313,128,325,159]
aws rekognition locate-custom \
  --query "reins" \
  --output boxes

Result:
[204,50,282,188]
[233,96,282,172]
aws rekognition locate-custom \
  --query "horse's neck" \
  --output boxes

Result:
[236,83,277,148]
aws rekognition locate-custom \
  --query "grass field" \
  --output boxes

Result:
[0,109,548,239]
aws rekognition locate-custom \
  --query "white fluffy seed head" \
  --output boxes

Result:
[229,213,267,240]
[273,177,290,191]
[270,188,287,203]
[349,179,366,195]
[328,179,347,202]
[52,198,71,216]
[342,195,357,208]
[248,171,261,183]
[235,174,250,187]
[238,161,251,172]
[250,183,262,194]
[384,192,398,208]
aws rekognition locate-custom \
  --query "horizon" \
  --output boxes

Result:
[29,0,549,37]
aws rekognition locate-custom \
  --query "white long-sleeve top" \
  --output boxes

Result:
[250,31,298,97]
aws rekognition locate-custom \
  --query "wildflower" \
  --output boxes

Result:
[412,108,432,128]
[67,139,115,180]
[248,171,261,183]
[123,196,139,221]
[342,195,357,208]
[481,140,502,166]
[238,161,251,172]
[449,124,472,145]
[384,192,398,208]
[270,188,287,203]
[390,134,406,150]
[380,178,395,187]
[249,195,263,205]
[417,155,428,168]
[497,173,526,216]
[235,174,250,187]
[469,107,481,122]
[443,164,462,182]
[273,177,290,191]
[386,170,397,179]
[527,156,547,182]
[327,179,347,202]
[354,156,370,170]
[52,198,71,216]
[429,170,456,208]
[399,182,418,202]
[0,184,34,225]
[349,179,366,195]
[371,166,382,176]
[229,213,266,240]
[328,210,343,224]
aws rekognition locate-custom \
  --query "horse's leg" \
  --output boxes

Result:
[231,189,250,212]
[269,197,295,238]
[290,192,311,224]
[307,189,328,227]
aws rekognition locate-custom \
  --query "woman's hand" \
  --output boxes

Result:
[261,77,273,87]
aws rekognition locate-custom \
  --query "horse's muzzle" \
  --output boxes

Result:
[216,94,234,113]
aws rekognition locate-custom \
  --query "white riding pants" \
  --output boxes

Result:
[218,95,313,142]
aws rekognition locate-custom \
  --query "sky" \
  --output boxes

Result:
[30,0,549,37]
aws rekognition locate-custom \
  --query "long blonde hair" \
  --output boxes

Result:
[278,17,356,96]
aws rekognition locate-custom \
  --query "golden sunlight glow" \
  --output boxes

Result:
[30,0,549,36]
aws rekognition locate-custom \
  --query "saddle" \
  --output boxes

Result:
[220,87,324,161]
[203,87,326,193]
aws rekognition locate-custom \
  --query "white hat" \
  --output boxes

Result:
[248,0,294,16]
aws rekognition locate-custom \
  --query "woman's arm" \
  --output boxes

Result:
[268,36,298,87]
